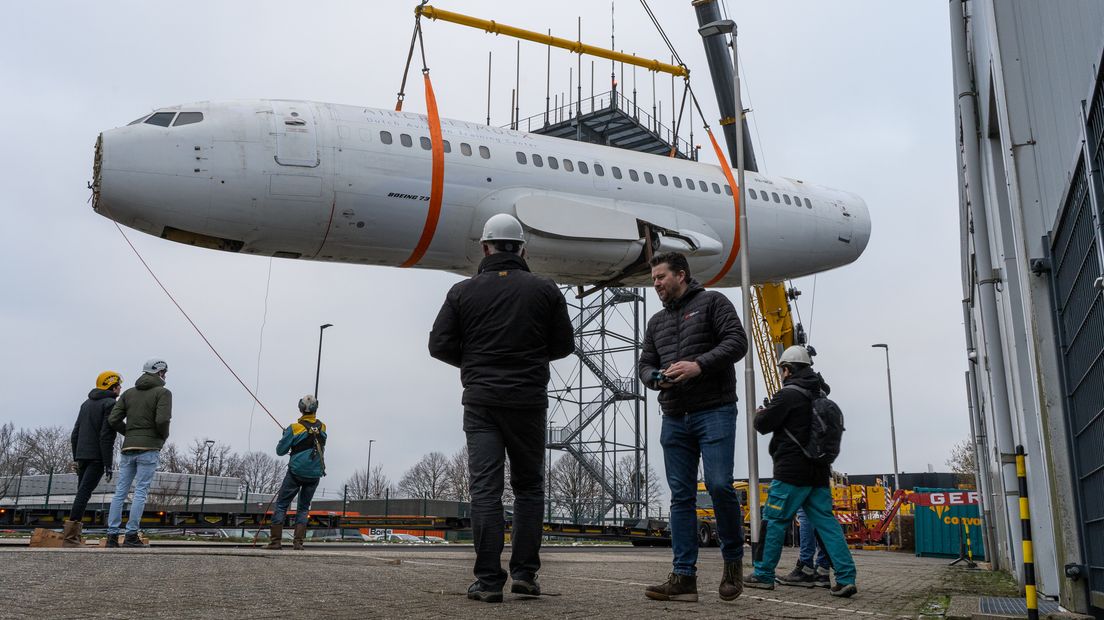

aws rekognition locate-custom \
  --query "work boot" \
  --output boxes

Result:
[644,573,698,602]
[511,575,540,597]
[62,520,83,548]
[830,582,858,598]
[742,573,776,590]
[467,581,503,603]
[264,524,283,550]
[814,566,831,588]
[105,533,121,548]
[122,531,148,548]
[292,524,307,550]
[719,561,743,601]
[777,562,817,588]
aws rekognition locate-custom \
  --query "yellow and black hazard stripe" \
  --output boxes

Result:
[1016,445,1038,620]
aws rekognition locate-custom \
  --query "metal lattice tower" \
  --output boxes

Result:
[546,286,649,524]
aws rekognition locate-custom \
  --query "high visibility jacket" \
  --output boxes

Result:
[276,414,327,478]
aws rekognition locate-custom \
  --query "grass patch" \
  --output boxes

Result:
[940,566,1019,597]
[917,594,951,617]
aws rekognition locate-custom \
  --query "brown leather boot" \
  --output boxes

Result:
[292,524,307,550]
[264,524,283,550]
[62,520,83,548]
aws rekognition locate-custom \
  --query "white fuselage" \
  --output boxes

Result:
[93,99,870,286]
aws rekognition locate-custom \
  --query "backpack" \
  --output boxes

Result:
[780,384,845,465]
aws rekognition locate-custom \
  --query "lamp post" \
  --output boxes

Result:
[366,439,376,499]
[698,17,758,553]
[872,344,902,546]
[200,440,215,514]
[13,457,27,508]
[314,323,334,398]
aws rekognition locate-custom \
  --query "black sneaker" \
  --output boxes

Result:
[467,581,503,603]
[830,583,857,598]
[122,532,148,548]
[105,534,120,549]
[511,576,540,597]
[742,573,776,590]
[814,567,831,588]
[644,573,698,602]
[777,562,816,588]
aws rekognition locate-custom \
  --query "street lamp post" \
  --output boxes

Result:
[314,323,334,398]
[13,457,27,508]
[200,440,215,514]
[366,439,376,499]
[872,344,902,546]
[698,17,759,553]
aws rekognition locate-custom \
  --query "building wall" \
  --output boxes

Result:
[953,0,1104,614]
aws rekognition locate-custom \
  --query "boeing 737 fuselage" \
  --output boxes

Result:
[92,99,870,286]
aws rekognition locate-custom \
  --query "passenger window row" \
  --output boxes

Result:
[748,188,813,209]
[379,131,492,159]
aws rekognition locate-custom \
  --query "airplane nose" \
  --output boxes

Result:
[91,133,104,215]
[850,195,872,258]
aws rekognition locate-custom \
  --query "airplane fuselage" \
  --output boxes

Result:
[93,99,870,286]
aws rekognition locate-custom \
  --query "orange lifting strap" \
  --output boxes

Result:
[399,72,446,268]
[703,127,742,287]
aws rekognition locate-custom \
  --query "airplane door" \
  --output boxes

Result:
[836,201,853,243]
[272,101,320,167]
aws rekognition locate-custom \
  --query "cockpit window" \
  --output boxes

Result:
[127,114,151,126]
[144,112,176,127]
[173,112,204,126]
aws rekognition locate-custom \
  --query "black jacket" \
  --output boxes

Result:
[754,366,832,487]
[71,388,117,467]
[638,280,748,415]
[428,252,575,408]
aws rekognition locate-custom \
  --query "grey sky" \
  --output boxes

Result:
[0,1,960,499]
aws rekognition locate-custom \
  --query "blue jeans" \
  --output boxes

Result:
[271,472,320,526]
[754,481,856,585]
[108,450,160,535]
[798,508,831,569]
[660,404,745,576]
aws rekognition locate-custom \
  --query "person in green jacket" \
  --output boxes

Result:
[106,359,172,548]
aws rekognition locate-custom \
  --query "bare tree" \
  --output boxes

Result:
[183,438,240,477]
[345,464,394,500]
[549,455,604,523]
[615,455,663,518]
[0,422,18,477]
[18,426,72,475]
[946,438,978,486]
[368,465,393,498]
[158,443,187,473]
[237,451,286,494]
[445,446,471,502]
[398,452,450,499]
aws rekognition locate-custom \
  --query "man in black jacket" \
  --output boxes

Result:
[744,346,857,598]
[429,213,574,603]
[64,371,121,546]
[639,252,748,603]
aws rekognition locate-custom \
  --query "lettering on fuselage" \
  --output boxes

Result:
[387,192,430,201]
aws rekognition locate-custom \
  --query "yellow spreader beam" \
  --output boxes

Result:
[416,5,689,78]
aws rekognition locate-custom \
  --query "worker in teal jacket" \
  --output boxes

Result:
[265,395,327,550]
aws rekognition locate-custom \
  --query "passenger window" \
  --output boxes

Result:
[772,192,780,203]
[442,140,451,153]
[516,151,527,164]
[144,112,175,127]
[644,172,654,184]
[612,167,622,180]
[533,154,544,167]
[804,198,812,209]
[420,137,432,150]
[400,134,413,147]
[173,112,203,126]
[548,156,559,170]
[699,181,708,192]
[749,189,757,200]
[380,130,393,145]
[686,179,695,191]
[673,177,683,188]
[594,163,605,176]
[784,194,792,205]
[711,183,720,194]
[629,169,639,182]
[659,174,669,186]
[564,159,574,172]
[461,143,472,156]
[479,145,490,159]
[578,161,589,174]
[724,185,733,196]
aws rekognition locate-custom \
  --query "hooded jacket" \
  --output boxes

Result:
[71,388,118,466]
[638,279,748,415]
[753,365,832,487]
[428,252,575,408]
[108,373,172,451]
[276,414,327,479]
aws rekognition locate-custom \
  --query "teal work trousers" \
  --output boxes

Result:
[752,480,857,585]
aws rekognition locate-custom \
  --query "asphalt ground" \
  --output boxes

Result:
[0,544,955,619]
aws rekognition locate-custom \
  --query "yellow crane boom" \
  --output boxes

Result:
[750,282,796,398]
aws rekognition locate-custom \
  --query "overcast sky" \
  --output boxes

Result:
[0,1,960,501]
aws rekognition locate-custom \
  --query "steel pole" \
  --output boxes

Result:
[733,28,760,552]
[366,439,375,498]
[314,324,332,398]
[201,443,213,514]
[874,344,902,546]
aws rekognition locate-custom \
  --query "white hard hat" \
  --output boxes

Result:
[299,394,319,414]
[480,213,526,244]
[142,359,168,374]
[777,346,813,367]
